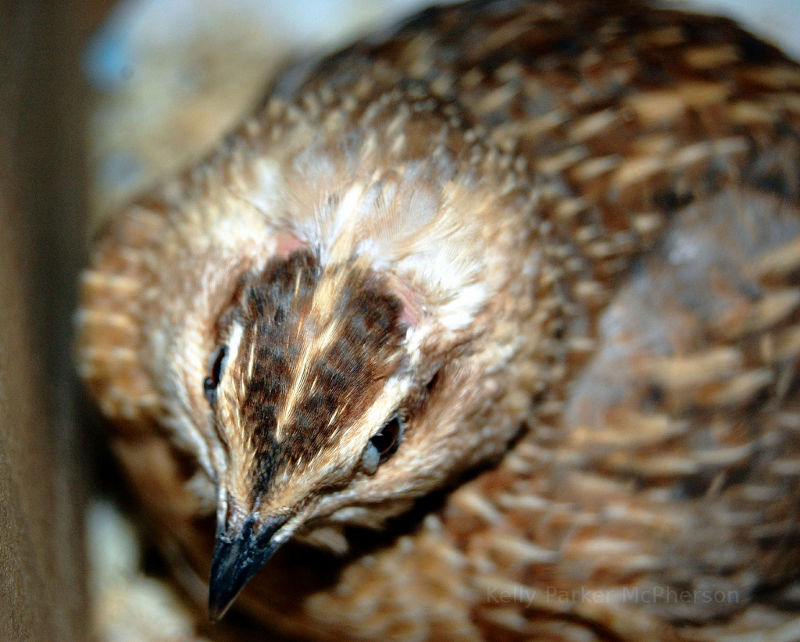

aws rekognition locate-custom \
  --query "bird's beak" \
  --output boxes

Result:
[208,512,289,622]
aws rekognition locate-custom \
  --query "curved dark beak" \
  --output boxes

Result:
[208,513,289,622]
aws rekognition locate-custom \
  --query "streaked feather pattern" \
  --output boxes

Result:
[78,1,800,638]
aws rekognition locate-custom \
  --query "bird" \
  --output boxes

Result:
[77,0,800,639]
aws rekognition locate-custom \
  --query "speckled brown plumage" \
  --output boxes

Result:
[78,1,800,639]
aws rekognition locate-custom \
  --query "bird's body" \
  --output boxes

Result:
[78,1,800,639]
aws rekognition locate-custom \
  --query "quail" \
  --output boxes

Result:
[78,0,800,639]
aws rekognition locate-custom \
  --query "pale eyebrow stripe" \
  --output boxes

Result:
[226,321,245,379]
[275,298,343,442]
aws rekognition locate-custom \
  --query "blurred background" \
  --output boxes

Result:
[1,1,798,640]
[82,0,800,226]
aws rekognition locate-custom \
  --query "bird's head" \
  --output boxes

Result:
[146,87,545,620]
[74,71,553,622]
[203,245,462,619]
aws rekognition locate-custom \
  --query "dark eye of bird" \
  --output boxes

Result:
[203,344,228,404]
[370,416,402,463]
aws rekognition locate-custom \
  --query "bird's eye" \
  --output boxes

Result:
[204,345,228,404]
[362,415,403,474]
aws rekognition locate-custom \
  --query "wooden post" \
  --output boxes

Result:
[0,1,106,637]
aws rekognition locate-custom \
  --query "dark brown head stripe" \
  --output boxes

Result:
[225,250,406,496]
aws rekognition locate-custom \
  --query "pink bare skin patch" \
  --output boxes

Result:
[274,233,308,258]
[385,274,423,329]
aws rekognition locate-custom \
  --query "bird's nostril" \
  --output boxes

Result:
[255,513,290,546]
